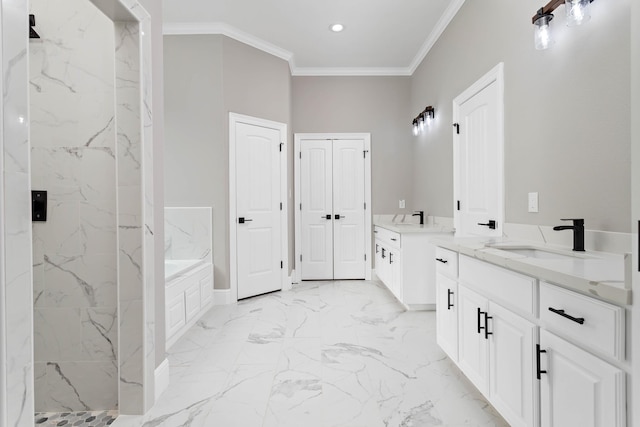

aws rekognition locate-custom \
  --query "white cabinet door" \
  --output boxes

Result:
[389,246,402,301]
[488,302,537,427]
[333,139,366,279]
[458,284,489,394]
[300,140,334,279]
[436,273,458,361]
[540,330,626,427]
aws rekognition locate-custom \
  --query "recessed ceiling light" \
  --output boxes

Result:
[330,24,344,33]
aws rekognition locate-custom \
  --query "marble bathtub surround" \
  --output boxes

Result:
[164,207,213,262]
[112,281,508,427]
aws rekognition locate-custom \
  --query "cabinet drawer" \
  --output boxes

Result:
[540,282,625,361]
[435,247,458,279]
[185,283,201,322]
[459,255,536,317]
[167,294,186,338]
[374,226,401,248]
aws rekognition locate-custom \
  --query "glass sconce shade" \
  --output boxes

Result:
[565,0,591,26]
[534,14,554,50]
[418,115,426,132]
[412,120,419,136]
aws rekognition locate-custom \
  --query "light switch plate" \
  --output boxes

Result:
[528,192,539,213]
[399,200,406,209]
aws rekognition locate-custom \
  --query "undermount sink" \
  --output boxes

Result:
[487,244,597,260]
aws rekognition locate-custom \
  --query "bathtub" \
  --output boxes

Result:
[165,259,205,282]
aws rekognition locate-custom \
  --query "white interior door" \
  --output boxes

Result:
[236,122,282,299]
[454,64,504,237]
[333,139,366,279]
[300,140,333,279]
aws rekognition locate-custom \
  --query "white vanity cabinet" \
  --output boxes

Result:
[435,247,628,427]
[374,225,438,309]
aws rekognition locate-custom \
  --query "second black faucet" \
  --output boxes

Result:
[413,210,424,225]
[553,218,585,252]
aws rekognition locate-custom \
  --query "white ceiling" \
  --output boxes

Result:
[162,0,466,76]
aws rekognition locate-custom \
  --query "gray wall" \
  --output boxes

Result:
[411,0,631,232]
[164,35,292,290]
[292,77,414,214]
[139,0,166,369]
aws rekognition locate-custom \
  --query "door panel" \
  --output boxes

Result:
[236,122,282,299]
[300,140,333,279]
[456,79,502,237]
[458,284,489,394]
[540,330,625,427]
[333,139,366,279]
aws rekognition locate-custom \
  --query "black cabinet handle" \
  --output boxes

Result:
[436,258,448,264]
[536,344,547,380]
[548,307,585,325]
[477,220,497,230]
[375,244,379,254]
[447,289,454,310]
[391,238,397,241]
[389,253,394,264]
[477,308,491,338]
[238,217,253,224]
[484,312,493,339]
[381,248,386,259]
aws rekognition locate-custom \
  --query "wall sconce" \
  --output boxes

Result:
[532,0,594,50]
[412,106,435,136]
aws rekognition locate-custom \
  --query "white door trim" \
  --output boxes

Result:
[229,113,288,302]
[294,133,372,283]
[453,62,505,235]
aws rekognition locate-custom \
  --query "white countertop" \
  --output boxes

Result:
[374,221,455,234]
[430,236,631,306]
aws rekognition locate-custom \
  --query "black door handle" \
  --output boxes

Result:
[238,217,253,224]
[436,258,448,264]
[548,307,585,325]
[536,344,547,380]
[477,220,497,230]
[335,214,345,220]
[322,214,331,220]
[447,289,454,310]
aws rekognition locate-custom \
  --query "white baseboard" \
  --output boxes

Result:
[213,289,232,305]
[154,358,170,400]
[283,273,293,291]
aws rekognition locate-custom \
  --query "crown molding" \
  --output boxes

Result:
[291,67,412,77]
[408,0,467,74]
[163,21,294,63]
[164,0,466,77]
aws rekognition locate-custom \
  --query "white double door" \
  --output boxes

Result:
[300,139,366,280]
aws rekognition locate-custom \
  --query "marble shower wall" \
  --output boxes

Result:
[165,207,213,262]
[30,0,118,412]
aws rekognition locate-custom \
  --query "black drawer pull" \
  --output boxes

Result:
[436,258,448,264]
[391,238,397,241]
[536,344,547,380]
[548,307,585,325]
[447,289,454,310]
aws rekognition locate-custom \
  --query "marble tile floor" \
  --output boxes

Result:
[35,410,118,426]
[112,280,509,427]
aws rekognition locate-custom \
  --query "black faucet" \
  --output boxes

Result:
[553,219,585,252]
[412,210,424,225]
